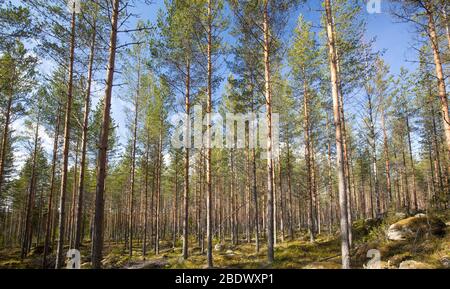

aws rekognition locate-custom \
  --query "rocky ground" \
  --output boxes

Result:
[1,210,449,269]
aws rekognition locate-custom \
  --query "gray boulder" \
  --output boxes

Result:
[440,257,450,268]
[399,260,433,269]
[387,216,446,241]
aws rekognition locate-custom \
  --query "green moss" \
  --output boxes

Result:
[1,211,448,269]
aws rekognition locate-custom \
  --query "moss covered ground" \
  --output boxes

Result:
[1,211,448,269]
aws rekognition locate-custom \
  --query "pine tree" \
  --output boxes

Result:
[324,0,350,269]
[0,40,37,206]
[156,0,201,260]
[92,0,121,269]
[289,16,322,242]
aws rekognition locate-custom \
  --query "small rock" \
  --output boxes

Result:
[363,262,380,269]
[399,260,433,269]
[29,245,46,256]
[303,262,341,269]
[81,262,91,269]
[395,212,407,219]
[387,224,412,241]
[386,216,446,241]
[440,257,450,268]
[364,218,382,228]
[388,253,412,267]
[140,259,169,269]
[364,261,390,269]
[415,213,427,218]
[225,250,234,256]
[191,246,202,254]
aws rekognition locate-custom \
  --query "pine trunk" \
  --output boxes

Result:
[0,94,12,197]
[426,3,450,162]
[182,60,191,260]
[325,0,350,269]
[263,0,275,264]
[381,111,392,205]
[55,7,76,269]
[75,11,97,250]
[43,108,61,267]
[206,0,213,268]
[21,114,40,258]
[91,0,120,269]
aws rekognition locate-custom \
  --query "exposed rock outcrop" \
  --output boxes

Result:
[387,215,446,241]
[399,260,433,269]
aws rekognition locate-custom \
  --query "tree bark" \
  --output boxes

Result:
[75,10,97,250]
[380,110,392,205]
[252,146,259,252]
[277,157,285,242]
[405,114,418,211]
[440,0,450,51]
[205,0,213,268]
[91,0,120,269]
[128,54,141,258]
[326,114,335,231]
[43,108,61,267]
[155,123,163,255]
[335,32,353,247]
[367,91,380,216]
[230,149,237,245]
[262,0,274,264]
[303,76,315,243]
[172,152,179,249]
[0,94,12,198]
[142,130,150,257]
[182,60,191,260]
[401,144,411,212]
[55,7,76,269]
[324,0,350,269]
[286,135,294,239]
[430,97,445,200]
[69,138,80,248]
[21,113,40,259]
[246,140,251,244]
[426,2,450,161]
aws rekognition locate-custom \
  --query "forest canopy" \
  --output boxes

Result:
[0,0,449,270]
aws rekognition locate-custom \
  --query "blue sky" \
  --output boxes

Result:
[365,7,417,74]
[112,1,420,164]
[114,0,417,138]
[11,0,419,168]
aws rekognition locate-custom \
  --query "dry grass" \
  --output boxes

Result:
[1,211,448,269]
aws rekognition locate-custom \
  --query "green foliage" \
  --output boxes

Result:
[0,40,37,108]
[89,99,119,163]
[0,2,37,51]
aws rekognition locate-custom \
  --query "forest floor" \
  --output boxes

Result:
[1,211,449,269]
